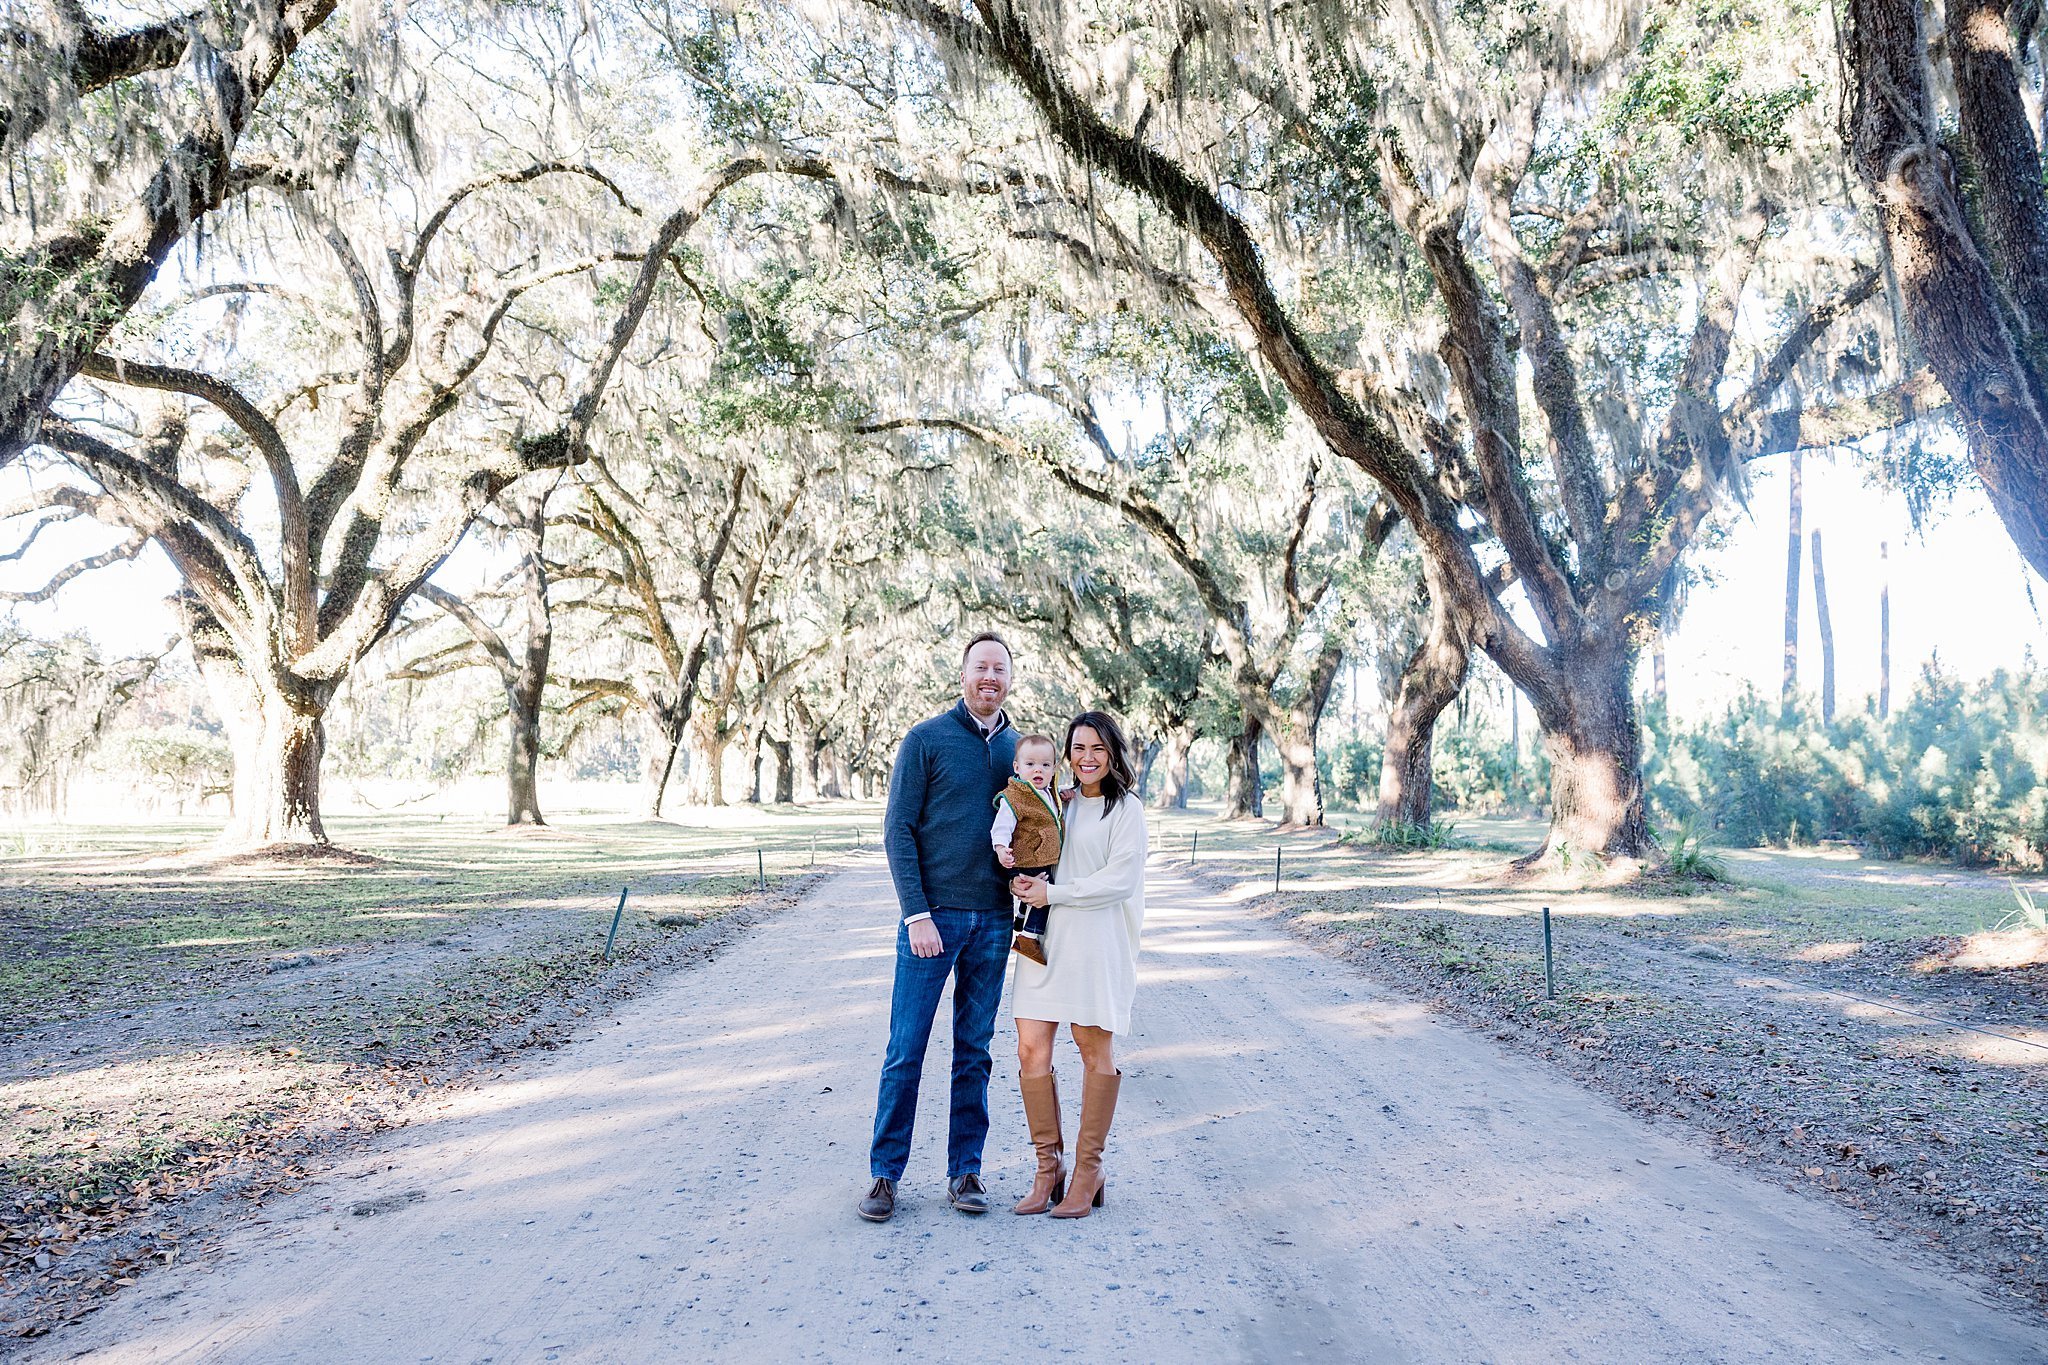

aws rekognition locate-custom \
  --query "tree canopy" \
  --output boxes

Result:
[1,0,2038,870]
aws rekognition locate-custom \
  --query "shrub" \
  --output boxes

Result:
[1645,662,2048,868]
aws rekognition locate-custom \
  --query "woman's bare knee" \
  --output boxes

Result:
[1069,1024,1116,1075]
[1016,1020,1056,1075]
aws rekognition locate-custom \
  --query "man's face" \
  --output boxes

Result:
[1015,745,1056,789]
[960,639,1012,719]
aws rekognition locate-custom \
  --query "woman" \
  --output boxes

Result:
[1007,709,1148,1219]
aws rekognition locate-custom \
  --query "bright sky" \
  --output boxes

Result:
[1662,454,2045,716]
[4,450,2041,718]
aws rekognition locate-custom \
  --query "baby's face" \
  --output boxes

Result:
[1015,749,1057,789]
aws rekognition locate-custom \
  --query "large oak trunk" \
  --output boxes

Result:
[506,706,544,827]
[1528,645,1653,863]
[225,694,330,848]
[1271,720,1324,827]
[1223,716,1264,819]
[687,728,728,807]
[1375,601,1467,829]
[767,736,795,804]
[792,729,820,803]
[1152,723,1193,811]
[1845,0,2048,583]
[187,600,334,849]
[505,677,545,826]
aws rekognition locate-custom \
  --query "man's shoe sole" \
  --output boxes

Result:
[948,1196,989,1214]
[856,1206,893,1223]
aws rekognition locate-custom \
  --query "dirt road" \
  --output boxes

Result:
[27,857,2046,1363]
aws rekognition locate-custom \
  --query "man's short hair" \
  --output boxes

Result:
[1015,733,1058,758]
[961,630,1012,666]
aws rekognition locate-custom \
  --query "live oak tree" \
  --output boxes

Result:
[1843,0,2048,584]
[388,484,565,826]
[880,395,1390,826]
[1,0,350,468]
[0,623,161,817]
[2,4,898,844]
[4,156,802,843]
[847,0,1894,862]
[10,153,634,845]
[948,496,1215,808]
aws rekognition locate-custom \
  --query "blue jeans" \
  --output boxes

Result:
[869,908,1012,1181]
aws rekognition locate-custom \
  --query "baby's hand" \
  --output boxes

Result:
[995,845,1016,868]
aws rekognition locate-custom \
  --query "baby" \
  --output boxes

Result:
[992,734,1064,965]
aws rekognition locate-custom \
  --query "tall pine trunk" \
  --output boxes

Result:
[1879,540,1892,719]
[1811,528,1836,724]
[1781,447,1804,718]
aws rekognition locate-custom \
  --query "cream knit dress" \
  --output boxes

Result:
[1011,792,1148,1034]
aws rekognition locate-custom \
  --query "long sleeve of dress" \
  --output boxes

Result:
[1045,801,1147,911]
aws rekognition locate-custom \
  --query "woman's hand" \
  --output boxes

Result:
[1011,874,1050,908]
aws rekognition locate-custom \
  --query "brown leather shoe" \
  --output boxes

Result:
[1050,1070,1119,1218]
[947,1172,989,1214]
[1012,1071,1066,1214]
[856,1177,895,1222]
[1012,933,1047,965]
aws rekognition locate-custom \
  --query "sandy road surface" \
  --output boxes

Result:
[25,857,2046,1364]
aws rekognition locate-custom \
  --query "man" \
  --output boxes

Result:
[858,632,1020,1222]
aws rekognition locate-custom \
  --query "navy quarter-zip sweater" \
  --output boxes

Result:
[883,701,1018,919]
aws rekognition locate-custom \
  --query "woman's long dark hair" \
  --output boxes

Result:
[1065,710,1137,808]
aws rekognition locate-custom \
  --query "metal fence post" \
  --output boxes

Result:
[602,886,629,960]
[1542,906,1556,1000]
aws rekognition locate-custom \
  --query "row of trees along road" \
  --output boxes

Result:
[0,0,2038,869]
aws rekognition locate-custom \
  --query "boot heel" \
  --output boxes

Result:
[1093,1181,1104,1208]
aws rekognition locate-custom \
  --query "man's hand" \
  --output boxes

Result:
[1010,874,1050,908]
[907,918,945,957]
[995,845,1016,869]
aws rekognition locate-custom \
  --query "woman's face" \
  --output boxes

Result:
[1068,725,1111,795]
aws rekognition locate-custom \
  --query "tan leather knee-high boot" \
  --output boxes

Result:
[1049,1069,1119,1218]
[1012,1071,1066,1214]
